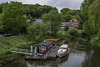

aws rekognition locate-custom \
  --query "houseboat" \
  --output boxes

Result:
[26,39,58,60]
[57,44,70,58]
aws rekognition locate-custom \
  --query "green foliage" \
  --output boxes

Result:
[14,41,35,49]
[83,21,93,35]
[24,4,57,18]
[0,36,28,64]
[0,3,7,13]
[82,0,100,46]
[0,36,28,48]
[2,1,26,34]
[0,14,4,30]
[60,8,71,15]
[67,29,78,37]
[81,0,94,22]
[57,29,79,40]
[0,48,19,64]
[42,10,62,36]
[61,8,83,30]
[78,30,87,36]
[88,0,100,34]
[27,22,49,41]
[83,0,100,35]
[91,31,100,46]
[63,15,72,22]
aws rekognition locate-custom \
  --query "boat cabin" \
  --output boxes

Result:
[34,41,56,56]
[60,44,68,49]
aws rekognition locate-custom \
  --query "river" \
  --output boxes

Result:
[2,37,100,67]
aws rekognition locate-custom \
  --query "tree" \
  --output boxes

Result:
[83,0,100,46]
[88,0,100,34]
[81,0,95,22]
[0,14,4,30]
[0,3,8,13]
[2,1,26,34]
[42,10,62,36]
[27,22,49,41]
[83,0,100,35]
[23,4,57,18]
[60,8,71,15]
[63,15,72,22]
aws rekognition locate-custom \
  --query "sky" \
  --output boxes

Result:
[0,0,84,11]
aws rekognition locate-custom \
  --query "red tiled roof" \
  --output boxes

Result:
[45,39,58,41]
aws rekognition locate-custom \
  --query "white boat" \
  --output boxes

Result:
[57,44,70,58]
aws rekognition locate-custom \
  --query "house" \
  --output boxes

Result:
[35,19,42,23]
[34,40,56,57]
[61,18,79,31]
[70,18,79,29]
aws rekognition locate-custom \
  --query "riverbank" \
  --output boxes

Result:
[0,36,35,66]
[2,37,100,67]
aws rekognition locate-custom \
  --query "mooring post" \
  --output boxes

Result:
[31,45,33,52]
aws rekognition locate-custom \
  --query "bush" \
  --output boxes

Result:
[0,49,19,61]
[91,31,100,46]
[57,29,78,39]
[14,41,35,49]
[57,32,66,38]
[27,22,49,41]
[78,30,87,36]
[0,36,28,48]
[67,29,78,37]
[0,36,28,65]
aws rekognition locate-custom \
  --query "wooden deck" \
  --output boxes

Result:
[25,46,60,60]
[48,46,60,58]
[11,48,33,55]
[25,55,47,60]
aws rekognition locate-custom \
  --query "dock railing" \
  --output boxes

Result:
[11,48,34,55]
[46,45,56,57]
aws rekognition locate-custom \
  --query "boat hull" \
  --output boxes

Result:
[57,50,70,58]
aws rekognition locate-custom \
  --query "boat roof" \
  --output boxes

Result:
[45,39,58,41]
[36,41,54,46]
[60,44,68,48]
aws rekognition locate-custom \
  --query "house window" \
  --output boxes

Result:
[41,46,46,50]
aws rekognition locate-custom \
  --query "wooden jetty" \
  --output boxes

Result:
[11,48,33,55]
[48,46,60,58]
[11,39,66,60]
[25,46,60,60]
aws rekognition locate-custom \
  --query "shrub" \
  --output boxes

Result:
[91,31,100,46]
[78,30,87,36]
[14,41,35,49]
[67,29,78,37]
[27,22,49,41]
[57,32,66,38]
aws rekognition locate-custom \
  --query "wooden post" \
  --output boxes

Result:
[31,45,33,52]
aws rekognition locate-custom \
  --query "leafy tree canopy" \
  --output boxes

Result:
[83,0,100,35]
[27,22,49,41]
[0,14,4,30]
[2,1,26,34]
[42,10,62,36]
[60,8,71,15]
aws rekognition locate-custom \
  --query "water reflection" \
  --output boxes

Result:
[82,47,100,67]
[2,37,100,67]
[26,60,59,67]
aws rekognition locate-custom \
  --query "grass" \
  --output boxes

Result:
[0,36,35,65]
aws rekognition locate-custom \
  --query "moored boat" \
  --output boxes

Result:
[57,44,70,58]
[25,39,58,60]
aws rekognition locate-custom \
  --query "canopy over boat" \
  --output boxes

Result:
[45,39,58,41]
[36,41,55,46]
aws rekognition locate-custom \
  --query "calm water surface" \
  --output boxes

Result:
[3,38,100,67]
